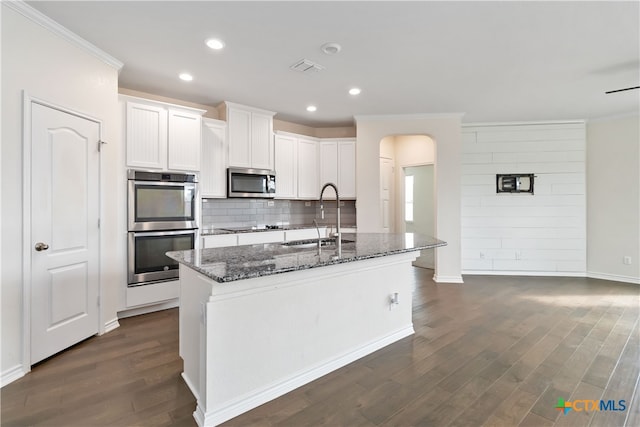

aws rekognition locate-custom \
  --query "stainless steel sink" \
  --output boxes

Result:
[281,237,354,248]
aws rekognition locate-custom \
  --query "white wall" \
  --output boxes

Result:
[393,135,435,233]
[356,114,463,283]
[587,115,640,283]
[1,4,122,382]
[461,122,587,275]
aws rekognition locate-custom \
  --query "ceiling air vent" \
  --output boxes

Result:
[290,58,325,74]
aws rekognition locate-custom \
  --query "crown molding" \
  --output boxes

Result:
[4,0,124,71]
[354,112,465,122]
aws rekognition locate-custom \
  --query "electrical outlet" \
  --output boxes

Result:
[305,201,311,207]
[267,201,275,207]
[623,256,632,265]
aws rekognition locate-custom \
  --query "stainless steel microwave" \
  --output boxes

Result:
[227,167,276,198]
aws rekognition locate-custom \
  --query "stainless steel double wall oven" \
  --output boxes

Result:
[127,170,198,286]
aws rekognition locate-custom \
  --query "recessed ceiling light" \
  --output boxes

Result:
[349,87,361,95]
[179,73,193,81]
[306,105,317,112]
[205,38,225,50]
[321,42,341,55]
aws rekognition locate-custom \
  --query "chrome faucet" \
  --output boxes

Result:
[313,219,322,254]
[319,182,341,257]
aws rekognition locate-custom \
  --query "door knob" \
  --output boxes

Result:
[35,242,49,251]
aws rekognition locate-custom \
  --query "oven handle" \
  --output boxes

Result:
[130,229,197,237]
[131,180,197,188]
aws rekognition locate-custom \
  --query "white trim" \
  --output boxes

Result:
[462,270,587,278]
[194,325,414,427]
[355,112,465,122]
[116,299,179,319]
[4,1,123,71]
[118,94,207,115]
[433,274,464,284]
[102,318,120,334]
[22,93,104,372]
[462,119,586,128]
[181,372,200,401]
[1,365,26,388]
[22,92,33,376]
[587,271,640,285]
[586,111,640,123]
[223,101,276,117]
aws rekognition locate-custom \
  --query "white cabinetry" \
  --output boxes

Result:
[123,96,205,172]
[225,102,275,170]
[201,118,227,198]
[237,231,285,245]
[319,138,356,199]
[202,234,238,249]
[297,137,320,199]
[274,134,298,199]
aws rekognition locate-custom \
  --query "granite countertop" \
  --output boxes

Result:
[167,233,446,283]
[200,224,357,236]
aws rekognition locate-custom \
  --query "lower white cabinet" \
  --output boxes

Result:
[202,234,238,248]
[284,228,327,241]
[126,280,179,308]
[201,119,227,198]
[237,231,285,245]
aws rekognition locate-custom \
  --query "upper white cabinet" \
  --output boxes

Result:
[225,102,275,170]
[297,137,320,200]
[274,134,298,199]
[319,138,356,199]
[200,118,227,198]
[123,96,205,172]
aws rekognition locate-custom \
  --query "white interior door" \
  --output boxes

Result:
[379,157,394,232]
[30,102,100,364]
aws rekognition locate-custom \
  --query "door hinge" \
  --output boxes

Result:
[98,218,100,228]
[98,140,107,152]
[97,296,100,307]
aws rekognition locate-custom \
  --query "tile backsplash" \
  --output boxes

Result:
[201,199,356,230]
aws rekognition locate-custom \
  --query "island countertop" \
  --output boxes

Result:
[166,232,446,283]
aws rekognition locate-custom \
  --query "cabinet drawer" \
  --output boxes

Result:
[285,228,327,241]
[237,231,285,245]
[202,234,238,248]
[126,280,179,308]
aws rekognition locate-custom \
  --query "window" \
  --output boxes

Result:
[405,175,414,222]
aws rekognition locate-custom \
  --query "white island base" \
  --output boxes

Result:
[178,251,419,426]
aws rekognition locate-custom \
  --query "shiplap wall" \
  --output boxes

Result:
[461,122,586,275]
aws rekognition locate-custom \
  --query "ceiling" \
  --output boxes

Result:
[27,1,640,127]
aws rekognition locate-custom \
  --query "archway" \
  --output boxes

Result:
[379,134,436,269]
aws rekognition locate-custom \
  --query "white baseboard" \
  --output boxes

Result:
[195,325,415,427]
[182,372,200,402]
[117,299,179,319]
[433,274,464,283]
[103,318,120,334]
[587,271,640,285]
[1,364,25,388]
[462,270,586,278]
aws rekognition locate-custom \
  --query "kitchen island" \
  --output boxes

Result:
[167,233,446,427]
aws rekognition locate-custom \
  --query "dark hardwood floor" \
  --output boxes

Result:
[2,269,639,426]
